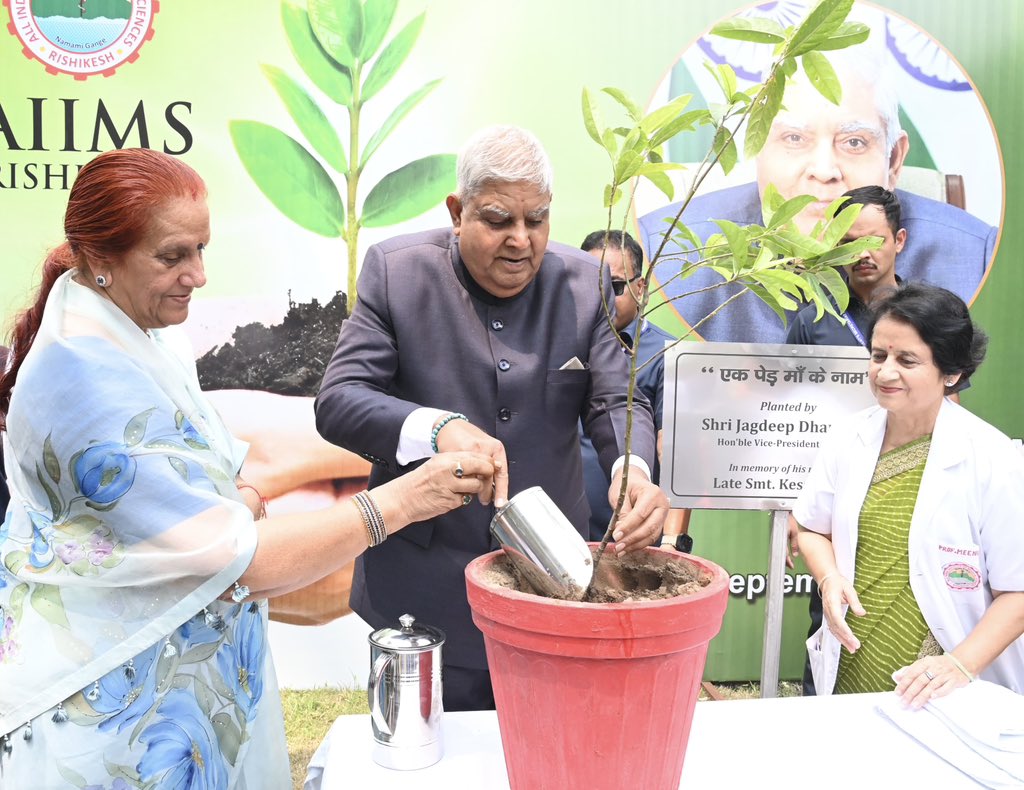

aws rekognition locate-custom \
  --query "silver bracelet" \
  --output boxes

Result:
[354,490,388,547]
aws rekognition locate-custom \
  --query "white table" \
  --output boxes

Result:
[309,693,984,789]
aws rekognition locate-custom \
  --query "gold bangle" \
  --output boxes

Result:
[946,652,976,683]
[817,572,838,594]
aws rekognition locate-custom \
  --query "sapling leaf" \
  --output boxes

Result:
[361,79,441,168]
[747,281,790,325]
[582,87,603,146]
[637,166,675,201]
[812,21,870,51]
[603,184,623,208]
[704,61,738,103]
[602,87,642,121]
[613,149,645,184]
[715,219,749,273]
[744,72,785,158]
[788,0,854,56]
[601,127,619,158]
[230,121,344,237]
[262,64,347,172]
[361,153,456,227]
[667,218,702,254]
[281,2,352,104]
[774,227,828,257]
[710,16,787,44]
[761,183,784,221]
[821,201,862,248]
[640,94,692,135]
[649,108,709,148]
[362,13,425,102]
[712,127,738,174]
[766,194,817,229]
[801,51,841,105]
[814,264,850,311]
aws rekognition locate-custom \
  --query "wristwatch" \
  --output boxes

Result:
[660,533,693,553]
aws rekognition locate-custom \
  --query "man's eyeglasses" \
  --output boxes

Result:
[610,275,641,296]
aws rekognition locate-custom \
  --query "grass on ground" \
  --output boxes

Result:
[281,681,802,790]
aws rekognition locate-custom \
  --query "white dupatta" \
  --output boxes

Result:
[0,271,257,732]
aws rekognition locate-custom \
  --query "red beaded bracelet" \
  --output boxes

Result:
[237,483,268,520]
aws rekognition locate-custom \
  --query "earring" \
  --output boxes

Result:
[945,379,955,386]
[95,274,108,288]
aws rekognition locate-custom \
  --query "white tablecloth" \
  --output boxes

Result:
[308,692,985,789]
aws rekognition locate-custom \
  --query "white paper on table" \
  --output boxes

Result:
[875,682,1024,789]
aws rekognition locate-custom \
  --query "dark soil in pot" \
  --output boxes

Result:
[483,547,711,603]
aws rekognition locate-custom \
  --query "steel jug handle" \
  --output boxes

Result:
[367,652,395,735]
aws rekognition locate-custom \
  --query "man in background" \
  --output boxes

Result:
[638,50,996,344]
[579,230,692,552]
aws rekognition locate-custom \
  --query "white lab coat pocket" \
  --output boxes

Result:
[806,625,831,696]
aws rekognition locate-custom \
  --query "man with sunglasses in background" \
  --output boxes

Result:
[579,231,692,553]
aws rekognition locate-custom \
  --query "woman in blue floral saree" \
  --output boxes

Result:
[0,149,500,789]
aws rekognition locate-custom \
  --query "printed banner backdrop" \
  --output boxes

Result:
[2,0,1021,681]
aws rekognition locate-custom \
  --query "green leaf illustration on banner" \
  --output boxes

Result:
[308,0,362,68]
[230,120,344,237]
[361,13,424,102]
[282,2,353,104]
[262,64,346,173]
[360,0,399,60]
[361,79,441,168]
[362,154,457,227]
[233,0,453,304]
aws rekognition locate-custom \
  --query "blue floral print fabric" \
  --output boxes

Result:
[0,272,286,787]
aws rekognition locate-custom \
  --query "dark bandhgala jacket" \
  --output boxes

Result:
[315,228,655,669]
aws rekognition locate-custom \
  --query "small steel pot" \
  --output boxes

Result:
[367,613,445,770]
[490,486,593,600]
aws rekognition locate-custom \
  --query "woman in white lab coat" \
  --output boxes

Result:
[793,282,1024,706]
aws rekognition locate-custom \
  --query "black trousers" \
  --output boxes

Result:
[803,581,823,695]
[443,664,496,711]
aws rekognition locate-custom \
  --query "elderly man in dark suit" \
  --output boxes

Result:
[315,126,669,711]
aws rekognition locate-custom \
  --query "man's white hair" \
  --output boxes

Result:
[817,46,904,155]
[456,126,553,200]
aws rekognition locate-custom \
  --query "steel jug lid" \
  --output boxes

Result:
[369,614,446,651]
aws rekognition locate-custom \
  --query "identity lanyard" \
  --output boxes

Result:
[843,311,867,347]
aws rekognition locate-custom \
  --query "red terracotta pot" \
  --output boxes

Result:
[465,547,729,790]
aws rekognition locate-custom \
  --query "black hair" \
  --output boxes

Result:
[580,229,644,273]
[867,281,988,391]
[842,185,901,238]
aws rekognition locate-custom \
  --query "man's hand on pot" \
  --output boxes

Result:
[607,468,669,555]
[432,417,509,507]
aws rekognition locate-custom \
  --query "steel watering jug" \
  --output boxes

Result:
[367,613,445,770]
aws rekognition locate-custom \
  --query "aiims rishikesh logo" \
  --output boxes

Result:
[4,0,158,80]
